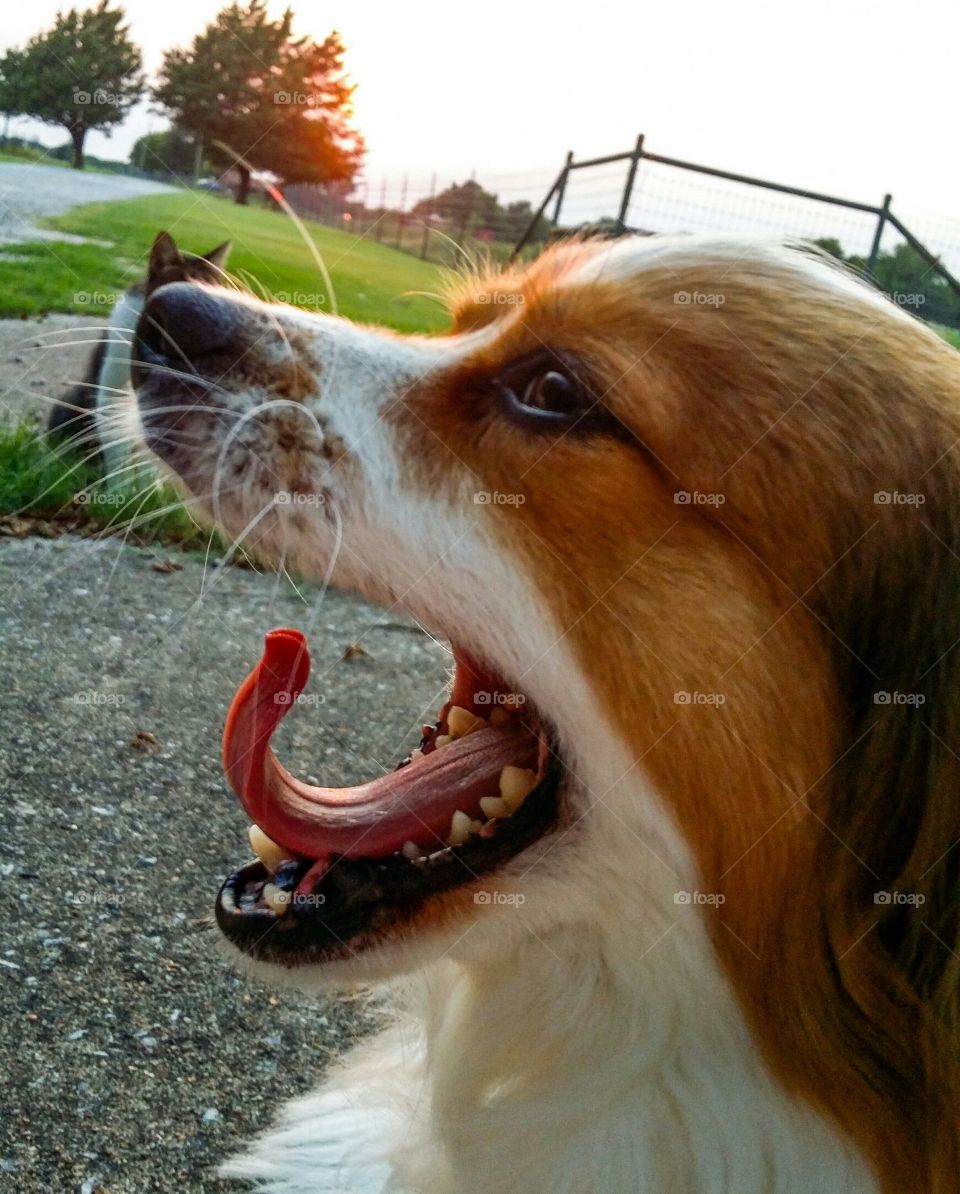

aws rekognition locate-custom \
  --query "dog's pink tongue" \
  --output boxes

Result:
[223,629,535,860]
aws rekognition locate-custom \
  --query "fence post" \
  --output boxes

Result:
[511,168,567,261]
[375,177,386,241]
[552,151,573,226]
[866,193,892,276]
[395,174,408,249]
[420,174,436,261]
[616,133,644,233]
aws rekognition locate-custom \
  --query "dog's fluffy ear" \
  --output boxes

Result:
[204,240,232,270]
[149,231,182,277]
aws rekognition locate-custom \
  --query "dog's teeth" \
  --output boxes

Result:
[262,883,291,915]
[499,766,538,811]
[408,748,425,764]
[489,707,511,726]
[434,734,452,749]
[402,840,425,860]
[447,706,485,739]
[480,795,510,820]
[248,825,290,873]
[447,810,482,846]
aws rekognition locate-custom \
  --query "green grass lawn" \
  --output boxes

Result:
[12,189,456,333]
[0,419,221,552]
[0,190,454,542]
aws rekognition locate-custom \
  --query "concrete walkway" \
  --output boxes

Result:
[0,162,173,246]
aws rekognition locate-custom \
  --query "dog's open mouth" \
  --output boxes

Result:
[215,629,561,965]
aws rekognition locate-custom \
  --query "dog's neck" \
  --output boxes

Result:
[397,911,875,1193]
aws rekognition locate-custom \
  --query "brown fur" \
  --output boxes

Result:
[392,241,960,1192]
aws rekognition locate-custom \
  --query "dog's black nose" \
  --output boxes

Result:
[134,282,240,381]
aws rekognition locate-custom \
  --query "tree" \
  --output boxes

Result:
[154,1,363,204]
[0,3,143,170]
[815,237,960,332]
[412,181,551,245]
[130,128,203,178]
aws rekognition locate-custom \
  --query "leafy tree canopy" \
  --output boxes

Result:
[0,2,144,169]
[153,0,363,203]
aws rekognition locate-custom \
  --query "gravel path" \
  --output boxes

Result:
[0,162,173,246]
[0,313,106,427]
[0,533,450,1192]
[0,171,438,1192]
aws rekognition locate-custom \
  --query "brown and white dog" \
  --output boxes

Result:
[132,236,960,1194]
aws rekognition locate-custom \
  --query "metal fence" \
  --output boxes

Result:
[514,134,960,331]
[286,168,557,268]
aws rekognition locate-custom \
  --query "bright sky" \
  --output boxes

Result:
[3,0,958,224]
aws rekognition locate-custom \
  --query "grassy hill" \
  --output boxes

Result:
[0,189,454,332]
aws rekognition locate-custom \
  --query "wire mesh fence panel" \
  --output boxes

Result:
[528,139,960,333]
[286,168,556,269]
[623,159,881,255]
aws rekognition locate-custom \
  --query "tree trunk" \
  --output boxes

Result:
[234,164,250,205]
[70,125,85,170]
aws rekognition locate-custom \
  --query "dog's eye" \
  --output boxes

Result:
[496,353,593,427]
